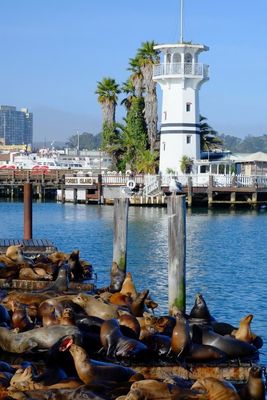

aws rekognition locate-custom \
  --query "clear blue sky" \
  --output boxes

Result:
[0,0,266,143]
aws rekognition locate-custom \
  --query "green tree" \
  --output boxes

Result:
[135,149,158,174]
[180,155,193,174]
[66,132,101,150]
[121,97,148,171]
[200,115,223,151]
[95,77,121,168]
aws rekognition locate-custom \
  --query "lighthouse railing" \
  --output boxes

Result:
[153,63,209,78]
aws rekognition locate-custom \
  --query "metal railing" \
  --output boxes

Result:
[153,63,209,78]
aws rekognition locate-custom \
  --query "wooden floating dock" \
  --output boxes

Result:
[1,170,267,207]
[0,238,58,255]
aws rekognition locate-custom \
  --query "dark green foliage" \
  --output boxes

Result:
[220,133,267,153]
[66,132,101,150]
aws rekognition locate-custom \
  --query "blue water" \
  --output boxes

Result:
[0,201,266,367]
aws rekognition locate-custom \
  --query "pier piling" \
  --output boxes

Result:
[110,198,129,291]
[23,182,33,240]
[167,195,186,313]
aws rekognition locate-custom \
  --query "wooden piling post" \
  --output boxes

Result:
[208,175,213,208]
[98,174,103,204]
[110,198,129,291]
[187,176,192,207]
[24,182,32,240]
[167,195,186,313]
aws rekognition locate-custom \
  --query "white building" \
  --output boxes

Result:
[153,42,209,174]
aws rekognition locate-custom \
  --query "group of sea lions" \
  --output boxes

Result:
[0,246,265,399]
[0,244,92,282]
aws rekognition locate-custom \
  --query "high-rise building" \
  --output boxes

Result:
[0,106,33,146]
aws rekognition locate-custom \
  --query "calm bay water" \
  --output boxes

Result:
[0,201,266,366]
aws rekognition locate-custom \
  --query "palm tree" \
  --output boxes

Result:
[180,155,193,174]
[128,56,143,98]
[200,115,223,151]
[95,77,121,127]
[95,77,121,168]
[136,41,160,152]
[135,149,158,174]
[120,79,136,113]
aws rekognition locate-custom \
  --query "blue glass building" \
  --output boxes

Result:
[0,105,33,146]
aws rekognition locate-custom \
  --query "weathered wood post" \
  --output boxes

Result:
[208,175,213,208]
[187,176,193,208]
[167,195,186,313]
[24,182,32,240]
[110,198,129,292]
[98,174,103,204]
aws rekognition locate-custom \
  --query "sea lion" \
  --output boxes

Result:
[72,293,120,319]
[0,325,80,353]
[2,292,50,309]
[5,245,25,264]
[189,294,215,323]
[238,366,266,400]
[100,319,148,360]
[191,377,240,399]
[110,262,126,293]
[9,365,81,391]
[68,250,84,281]
[125,379,202,400]
[171,310,190,358]
[41,304,60,327]
[109,292,132,307]
[48,251,68,264]
[11,302,34,332]
[60,337,138,384]
[231,314,262,348]
[118,313,141,339]
[58,308,76,326]
[120,272,138,298]
[193,325,258,358]
[33,264,69,293]
[129,290,149,317]
[18,266,52,281]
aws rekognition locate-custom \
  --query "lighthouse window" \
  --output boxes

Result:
[186,103,191,112]
[186,135,192,144]
[163,142,166,151]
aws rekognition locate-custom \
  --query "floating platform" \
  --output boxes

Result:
[0,238,58,255]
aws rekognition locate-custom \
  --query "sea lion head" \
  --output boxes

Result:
[249,366,263,379]
[9,366,34,390]
[241,314,253,324]
[6,245,24,263]
[72,293,88,308]
[189,294,213,321]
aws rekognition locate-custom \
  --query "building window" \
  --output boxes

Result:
[163,111,167,120]
[163,142,166,151]
[186,103,191,112]
[186,135,192,144]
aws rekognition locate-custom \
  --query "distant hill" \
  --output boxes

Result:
[33,132,101,151]
[219,133,267,153]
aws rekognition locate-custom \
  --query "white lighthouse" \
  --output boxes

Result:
[153,2,209,174]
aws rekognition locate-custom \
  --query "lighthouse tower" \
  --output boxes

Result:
[153,3,209,174]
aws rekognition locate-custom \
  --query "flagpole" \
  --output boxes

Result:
[180,0,184,43]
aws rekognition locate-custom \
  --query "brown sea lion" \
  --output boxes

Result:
[7,386,108,400]
[11,302,34,332]
[171,310,190,358]
[191,377,240,399]
[109,292,132,307]
[2,292,50,309]
[68,249,84,281]
[72,293,120,319]
[60,337,138,384]
[58,308,76,326]
[33,264,69,293]
[120,272,138,298]
[100,319,148,360]
[231,314,256,343]
[41,304,60,327]
[48,251,68,264]
[125,379,202,400]
[9,365,81,391]
[0,264,19,279]
[18,266,52,281]
[5,245,25,264]
[0,325,80,353]
[118,313,141,339]
[238,366,266,400]
[129,290,149,317]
